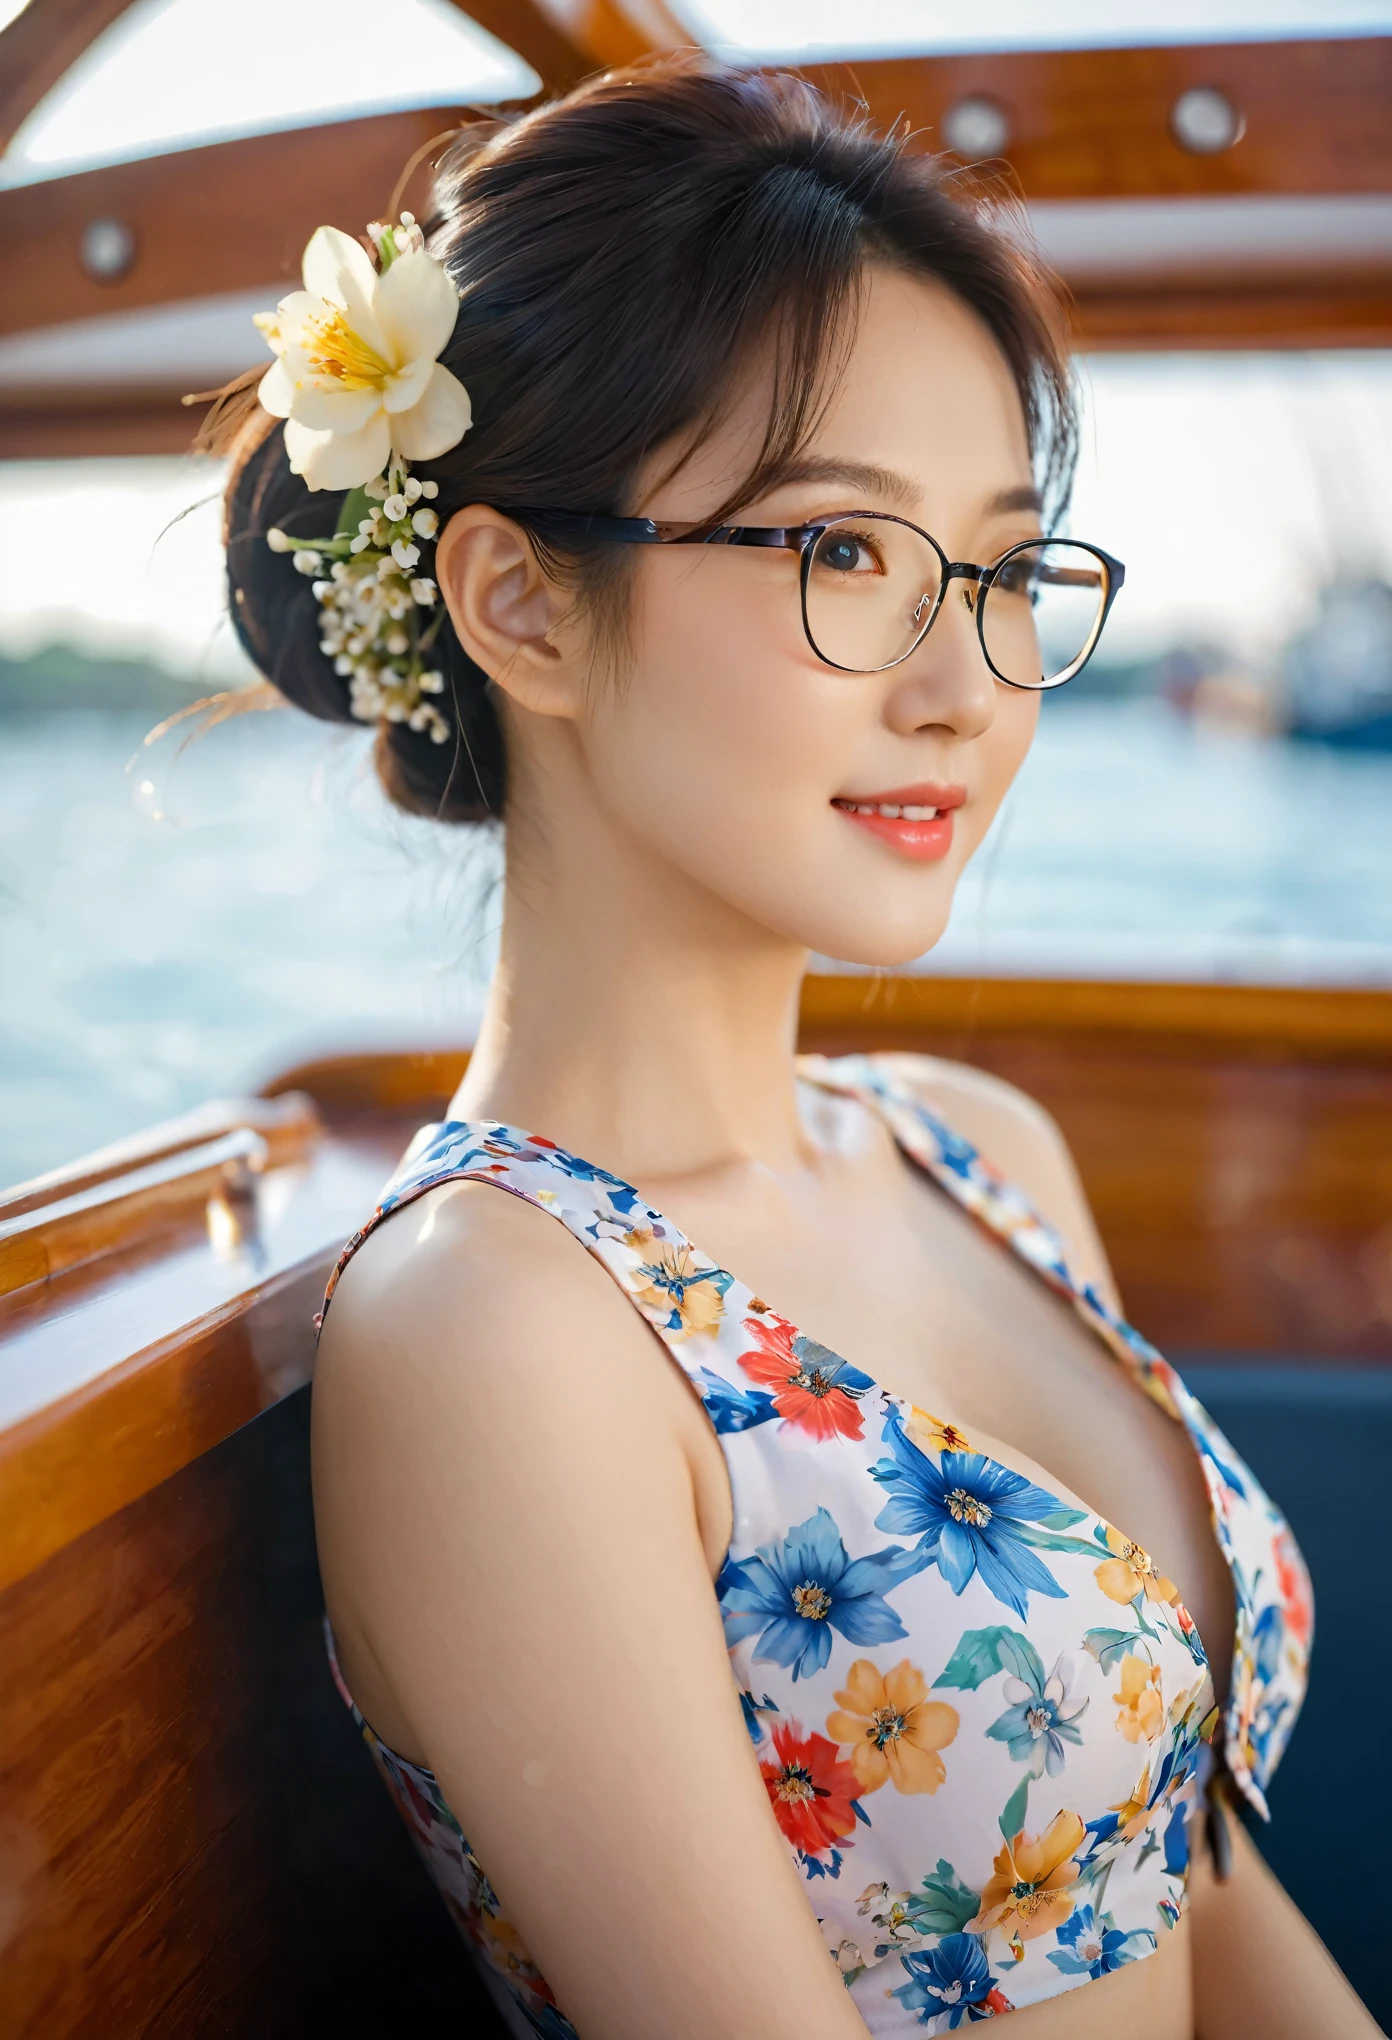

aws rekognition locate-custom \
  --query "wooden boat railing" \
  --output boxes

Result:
[2,975,1390,2033]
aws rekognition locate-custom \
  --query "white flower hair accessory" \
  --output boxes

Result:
[254,214,470,491]
[258,216,470,745]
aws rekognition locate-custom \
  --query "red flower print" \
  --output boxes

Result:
[1275,1526,1314,1651]
[760,1720,862,1862]
[738,1313,871,1442]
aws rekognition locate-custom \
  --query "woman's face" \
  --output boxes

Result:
[504,267,1046,968]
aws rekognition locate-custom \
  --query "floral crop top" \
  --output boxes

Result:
[320,1053,1312,2038]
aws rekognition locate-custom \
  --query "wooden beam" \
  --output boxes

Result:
[1072,276,1392,351]
[0,104,490,342]
[0,0,137,154]
[450,0,686,78]
[2,37,1390,443]
[7,257,1388,461]
[805,37,1392,200]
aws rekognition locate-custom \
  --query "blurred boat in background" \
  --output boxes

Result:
[1284,575,1392,746]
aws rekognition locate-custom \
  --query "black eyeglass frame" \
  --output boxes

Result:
[511,507,1126,689]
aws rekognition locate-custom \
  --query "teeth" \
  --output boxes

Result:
[842,800,940,820]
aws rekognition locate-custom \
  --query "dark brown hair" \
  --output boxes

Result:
[224,56,1075,824]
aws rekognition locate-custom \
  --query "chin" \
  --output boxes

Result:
[771,887,958,971]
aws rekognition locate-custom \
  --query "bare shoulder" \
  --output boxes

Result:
[872,1051,1121,1309]
[311,1177,713,1709]
[316,1173,666,1410]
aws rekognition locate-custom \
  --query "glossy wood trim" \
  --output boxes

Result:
[1,1091,321,1221]
[0,1127,404,1593]
[259,1046,471,1119]
[798,974,1392,1061]
[0,1256,327,1597]
[260,982,1392,1119]
[0,1129,271,1297]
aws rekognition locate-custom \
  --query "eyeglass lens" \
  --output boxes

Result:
[803,517,1109,686]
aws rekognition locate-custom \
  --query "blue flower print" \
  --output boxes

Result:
[872,1418,1069,1621]
[694,1367,778,1435]
[891,1933,1003,2027]
[719,1508,920,1682]
[737,1687,780,1746]
[985,1648,1088,1778]
[1048,1905,1155,1980]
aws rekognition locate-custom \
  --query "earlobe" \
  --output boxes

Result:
[435,507,579,719]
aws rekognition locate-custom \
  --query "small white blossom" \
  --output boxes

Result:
[266,527,292,552]
[293,550,321,574]
[391,538,421,571]
[411,507,439,539]
[410,577,437,606]
[383,493,409,521]
[403,475,422,503]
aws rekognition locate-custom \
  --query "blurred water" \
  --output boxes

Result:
[2,696,1391,1189]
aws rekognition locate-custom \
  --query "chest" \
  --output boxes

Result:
[667,1160,1235,1703]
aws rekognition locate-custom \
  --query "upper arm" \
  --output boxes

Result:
[312,1183,869,2040]
[876,1052,1121,1312]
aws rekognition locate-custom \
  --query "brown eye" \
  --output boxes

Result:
[813,530,880,576]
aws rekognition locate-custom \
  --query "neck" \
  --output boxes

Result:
[456,796,812,1184]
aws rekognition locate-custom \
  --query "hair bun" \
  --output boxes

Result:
[224,420,502,822]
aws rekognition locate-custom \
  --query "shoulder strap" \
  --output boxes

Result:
[319,1117,756,1409]
[801,1053,1190,1423]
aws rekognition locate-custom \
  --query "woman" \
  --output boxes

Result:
[224,58,1369,2040]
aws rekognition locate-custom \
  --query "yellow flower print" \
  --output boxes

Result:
[904,1406,973,1456]
[972,1810,1085,1944]
[1108,1763,1154,1847]
[623,1228,725,1339]
[1113,1655,1164,1743]
[826,1659,959,1795]
[1094,1525,1177,1608]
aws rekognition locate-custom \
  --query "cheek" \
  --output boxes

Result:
[956,688,1040,858]
[583,557,857,846]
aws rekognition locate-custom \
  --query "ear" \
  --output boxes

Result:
[433,506,583,719]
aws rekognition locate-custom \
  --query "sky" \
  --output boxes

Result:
[0,0,536,183]
[3,352,1390,678]
[681,0,1392,60]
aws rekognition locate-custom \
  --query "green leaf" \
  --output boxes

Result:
[335,485,373,539]
[911,1860,981,1937]
[1038,1507,1088,1530]
[1012,1523,1105,1556]
[1082,1627,1140,1674]
[999,1774,1030,1841]
[933,1626,1040,1692]
[995,1631,1046,1692]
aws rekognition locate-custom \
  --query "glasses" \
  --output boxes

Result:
[515,508,1125,689]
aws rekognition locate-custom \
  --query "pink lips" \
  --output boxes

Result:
[831,782,966,862]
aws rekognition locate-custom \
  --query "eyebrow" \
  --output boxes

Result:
[756,458,1044,521]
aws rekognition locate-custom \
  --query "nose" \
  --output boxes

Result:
[881,578,997,741]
